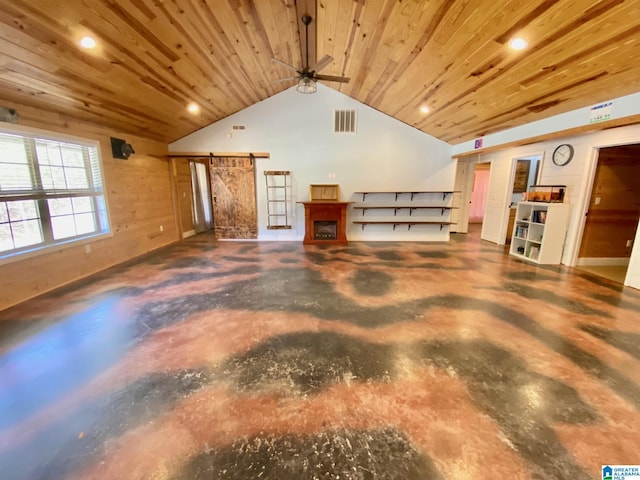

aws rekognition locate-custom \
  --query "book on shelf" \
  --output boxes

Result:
[538,211,547,224]
[529,245,540,260]
[515,225,528,238]
[531,210,547,224]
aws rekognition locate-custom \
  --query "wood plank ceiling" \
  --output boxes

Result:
[0,0,638,144]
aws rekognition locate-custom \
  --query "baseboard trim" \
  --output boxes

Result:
[576,257,630,266]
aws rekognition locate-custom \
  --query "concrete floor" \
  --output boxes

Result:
[0,230,639,479]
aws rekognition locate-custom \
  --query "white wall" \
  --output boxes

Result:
[170,84,455,241]
[473,123,640,288]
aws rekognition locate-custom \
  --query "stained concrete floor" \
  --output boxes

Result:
[1,231,639,479]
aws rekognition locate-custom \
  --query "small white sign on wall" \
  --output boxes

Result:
[590,102,612,123]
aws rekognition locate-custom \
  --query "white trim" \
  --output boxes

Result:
[0,231,112,266]
[567,145,601,266]
[0,122,101,148]
[182,230,196,238]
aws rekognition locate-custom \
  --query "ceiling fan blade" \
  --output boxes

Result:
[271,58,299,73]
[314,74,350,83]
[272,76,299,84]
[312,55,333,73]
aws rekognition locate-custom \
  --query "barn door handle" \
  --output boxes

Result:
[214,196,217,204]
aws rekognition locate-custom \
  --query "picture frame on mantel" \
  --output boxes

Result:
[310,184,340,201]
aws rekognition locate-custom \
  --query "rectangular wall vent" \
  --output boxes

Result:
[232,125,246,130]
[334,109,356,134]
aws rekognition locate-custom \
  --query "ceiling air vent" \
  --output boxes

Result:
[334,109,356,134]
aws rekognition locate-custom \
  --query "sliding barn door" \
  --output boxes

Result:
[210,156,257,239]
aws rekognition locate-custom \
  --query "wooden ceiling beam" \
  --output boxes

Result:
[0,0,637,143]
[296,0,316,68]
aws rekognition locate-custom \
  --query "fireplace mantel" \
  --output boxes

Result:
[299,202,350,245]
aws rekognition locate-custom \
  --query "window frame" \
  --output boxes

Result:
[0,124,112,265]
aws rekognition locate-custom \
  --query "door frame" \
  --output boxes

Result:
[190,158,214,234]
[170,156,199,239]
[570,142,640,277]
[469,162,491,226]
[450,156,485,233]
[569,143,610,267]
[452,157,495,236]
[451,159,473,233]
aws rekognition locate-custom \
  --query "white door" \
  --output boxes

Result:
[450,160,473,233]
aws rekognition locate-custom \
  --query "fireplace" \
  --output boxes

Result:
[314,220,337,240]
[299,202,350,245]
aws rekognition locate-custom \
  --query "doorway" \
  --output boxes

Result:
[451,159,494,235]
[469,163,490,224]
[576,143,640,283]
[190,161,213,234]
[171,156,214,238]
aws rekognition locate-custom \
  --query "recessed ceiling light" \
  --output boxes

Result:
[420,105,430,114]
[509,38,527,50]
[187,103,199,114]
[80,36,96,49]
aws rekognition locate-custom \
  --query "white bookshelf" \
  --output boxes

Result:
[509,201,570,264]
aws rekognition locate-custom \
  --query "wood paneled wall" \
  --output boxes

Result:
[0,101,177,310]
[579,145,640,259]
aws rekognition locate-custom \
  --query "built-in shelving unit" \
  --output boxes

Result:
[354,191,455,201]
[509,201,570,264]
[352,191,457,231]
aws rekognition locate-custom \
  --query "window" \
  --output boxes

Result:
[0,128,109,260]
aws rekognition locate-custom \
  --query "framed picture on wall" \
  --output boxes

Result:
[513,159,531,193]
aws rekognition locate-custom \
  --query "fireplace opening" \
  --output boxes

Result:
[314,220,337,240]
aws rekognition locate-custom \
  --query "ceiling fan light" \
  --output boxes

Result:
[296,77,317,94]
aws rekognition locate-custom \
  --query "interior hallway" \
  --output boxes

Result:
[1,231,639,479]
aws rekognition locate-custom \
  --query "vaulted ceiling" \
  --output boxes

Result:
[0,0,639,145]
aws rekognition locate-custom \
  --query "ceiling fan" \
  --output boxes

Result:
[272,14,350,93]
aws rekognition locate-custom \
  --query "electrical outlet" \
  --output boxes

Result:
[85,244,91,254]
[160,225,164,232]
[626,240,633,248]
[594,196,601,205]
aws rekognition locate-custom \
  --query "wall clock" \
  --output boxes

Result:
[552,144,574,166]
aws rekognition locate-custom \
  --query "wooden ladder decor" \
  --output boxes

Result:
[264,171,292,230]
